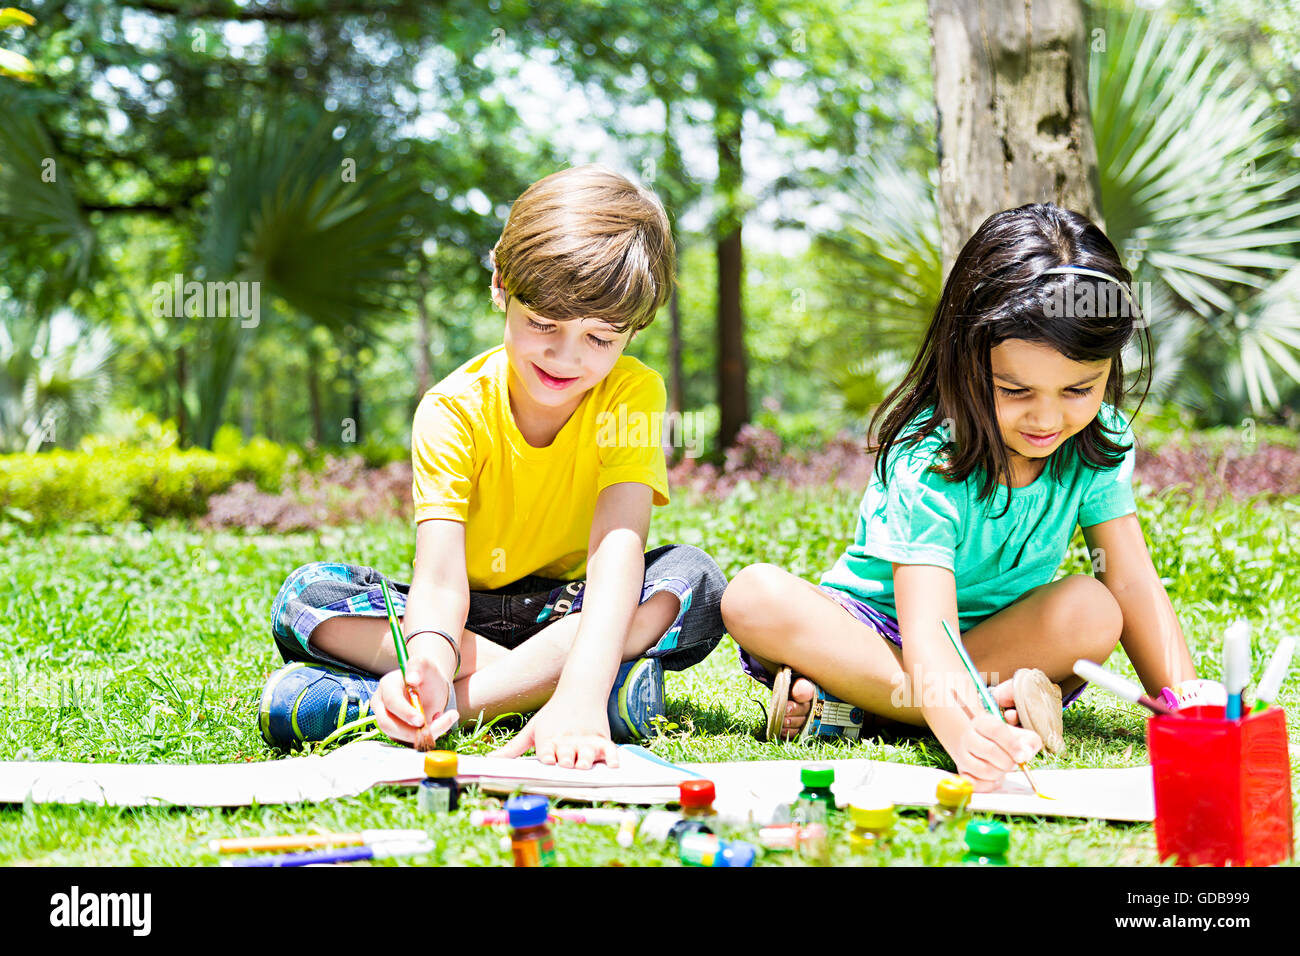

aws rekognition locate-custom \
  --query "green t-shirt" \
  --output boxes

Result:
[819,403,1137,631]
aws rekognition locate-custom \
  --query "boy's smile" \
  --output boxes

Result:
[989,339,1111,481]
[497,281,633,444]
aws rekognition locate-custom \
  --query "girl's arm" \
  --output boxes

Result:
[1083,513,1197,696]
[894,562,1041,790]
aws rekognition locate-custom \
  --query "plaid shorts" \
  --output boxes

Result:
[270,544,727,678]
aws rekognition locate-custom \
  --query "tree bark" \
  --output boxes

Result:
[928,0,1101,276]
[715,98,748,452]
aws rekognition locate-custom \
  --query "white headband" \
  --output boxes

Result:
[1039,265,1142,320]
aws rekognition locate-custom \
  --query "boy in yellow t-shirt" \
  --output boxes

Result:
[260,165,727,768]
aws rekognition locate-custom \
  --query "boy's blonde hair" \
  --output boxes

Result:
[492,164,676,334]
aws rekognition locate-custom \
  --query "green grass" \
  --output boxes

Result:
[2,482,1298,866]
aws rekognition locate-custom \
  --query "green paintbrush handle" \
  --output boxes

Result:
[380,579,408,676]
[941,618,999,717]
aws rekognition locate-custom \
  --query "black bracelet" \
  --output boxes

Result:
[405,628,461,677]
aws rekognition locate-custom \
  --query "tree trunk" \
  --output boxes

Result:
[928,0,1101,276]
[348,361,363,446]
[176,345,188,449]
[715,98,748,452]
[668,280,685,464]
[306,337,324,446]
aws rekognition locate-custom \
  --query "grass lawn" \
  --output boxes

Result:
[2,483,1299,866]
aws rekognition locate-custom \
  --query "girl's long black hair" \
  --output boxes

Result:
[868,203,1153,517]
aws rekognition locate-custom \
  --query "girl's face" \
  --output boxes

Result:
[497,276,633,415]
[989,339,1111,462]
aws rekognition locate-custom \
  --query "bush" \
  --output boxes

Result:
[0,432,293,530]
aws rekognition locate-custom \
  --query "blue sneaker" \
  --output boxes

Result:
[607,657,665,743]
[258,662,380,751]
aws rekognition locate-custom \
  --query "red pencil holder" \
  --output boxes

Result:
[1148,705,1293,866]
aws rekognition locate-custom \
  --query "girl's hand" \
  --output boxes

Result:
[370,652,457,750]
[952,711,1042,792]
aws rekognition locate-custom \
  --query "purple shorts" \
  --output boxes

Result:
[738,584,1085,708]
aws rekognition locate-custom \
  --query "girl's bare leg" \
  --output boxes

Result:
[721,565,1123,737]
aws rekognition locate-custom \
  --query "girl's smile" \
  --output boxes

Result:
[990,338,1111,472]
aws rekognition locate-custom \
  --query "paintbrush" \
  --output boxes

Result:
[940,618,1048,799]
[380,578,425,725]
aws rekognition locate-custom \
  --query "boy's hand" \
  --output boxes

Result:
[490,695,620,770]
[370,653,458,750]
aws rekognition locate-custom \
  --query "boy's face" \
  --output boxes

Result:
[989,338,1111,463]
[496,274,634,411]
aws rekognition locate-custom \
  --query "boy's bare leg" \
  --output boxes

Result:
[722,565,1123,738]
[452,590,681,722]
[310,616,510,678]
[309,590,683,723]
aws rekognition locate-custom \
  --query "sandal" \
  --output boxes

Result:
[1012,668,1064,754]
[766,666,866,742]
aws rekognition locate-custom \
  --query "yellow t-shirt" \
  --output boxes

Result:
[411,345,671,590]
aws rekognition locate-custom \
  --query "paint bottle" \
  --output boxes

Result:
[928,774,973,832]
[637,809,713,846]
[796,765,837,816]
[418,751,459,814]
[963,820,1010,866]
[678,832,758,867]
[678,779,718,820]
[758,823,828,855]
[507,794,556,867]
[848,798,895,850]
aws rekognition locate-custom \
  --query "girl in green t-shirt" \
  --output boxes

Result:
[722,203,1208,792]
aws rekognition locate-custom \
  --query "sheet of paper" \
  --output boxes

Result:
[0,742,1155,821]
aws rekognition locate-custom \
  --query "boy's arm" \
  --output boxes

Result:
[371,518,469,746]
[493,480,653,769]
[893,562,1041,791]
[1083,513,1197,695]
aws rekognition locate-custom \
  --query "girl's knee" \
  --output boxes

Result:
[1056,574,1123,653]
[721,563,788,631]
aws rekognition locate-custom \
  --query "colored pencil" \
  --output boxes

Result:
[208,829,428,854]
[223,838,434,867]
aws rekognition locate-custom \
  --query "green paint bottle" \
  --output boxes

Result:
[963,820,1010,866]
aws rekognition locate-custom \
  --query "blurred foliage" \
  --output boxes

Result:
[817,2,1300,425]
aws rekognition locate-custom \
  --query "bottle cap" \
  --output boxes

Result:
[424,751,458,778]
[720,841,757,867]
[936,774,973,808]
[800,765,835,789]
[964,820,1010,855]
[506,793,549,829]
[848,799,895,830]
[679,779,716,809]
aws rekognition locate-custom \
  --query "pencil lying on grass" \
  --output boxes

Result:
[223,839,435,867]
[381,578,424,724]
[941,618,1048,799]
[209,829,429,854]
